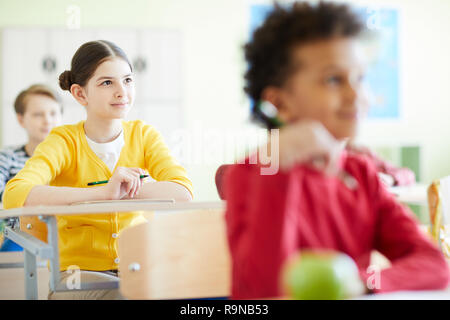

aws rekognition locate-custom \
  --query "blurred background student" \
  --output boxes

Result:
[0,84,63,251]
[224,1,449,299]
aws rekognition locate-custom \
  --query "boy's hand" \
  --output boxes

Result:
[274,120,344,174]
[102,167,148,200]
[378,172,395,187]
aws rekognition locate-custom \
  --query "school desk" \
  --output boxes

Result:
[0,200,226,300]
[353,288,450,300]
[0,199,441,300]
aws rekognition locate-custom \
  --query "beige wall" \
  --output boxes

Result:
[0,0,449,201]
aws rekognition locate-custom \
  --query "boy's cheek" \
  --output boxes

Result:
[333,123,358,140]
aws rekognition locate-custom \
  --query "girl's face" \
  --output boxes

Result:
[76,57,135,121]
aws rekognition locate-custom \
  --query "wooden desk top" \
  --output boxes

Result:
[0,200,225,219]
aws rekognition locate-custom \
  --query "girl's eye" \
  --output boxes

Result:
[101,80,112,86]
[125,77,133,84]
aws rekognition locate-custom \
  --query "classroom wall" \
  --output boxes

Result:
[348,0,450,186]
[0,0,449,201]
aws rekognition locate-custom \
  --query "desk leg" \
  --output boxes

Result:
[41,216,60,292]
[24,249,38,300]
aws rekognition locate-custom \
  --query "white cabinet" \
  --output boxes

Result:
[1,27,183,147]
[2,29,50,100]
[46,29,97,107]
[138,30,183,103]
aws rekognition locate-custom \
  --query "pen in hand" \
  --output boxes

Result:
[87,174,150,186]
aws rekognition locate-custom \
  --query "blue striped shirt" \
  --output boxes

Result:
[0,145,30,229]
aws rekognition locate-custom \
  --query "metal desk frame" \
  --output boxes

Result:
[3,215,118,299]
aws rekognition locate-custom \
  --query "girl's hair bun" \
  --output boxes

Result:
[59,70,73,91]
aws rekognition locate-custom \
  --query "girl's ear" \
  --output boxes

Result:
[70,84,88,106]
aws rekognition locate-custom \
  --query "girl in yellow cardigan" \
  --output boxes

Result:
[3,40,193,299]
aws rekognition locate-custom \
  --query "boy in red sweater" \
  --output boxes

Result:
[225,1,449,299]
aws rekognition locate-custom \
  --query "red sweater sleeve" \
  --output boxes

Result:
[370,152,416,186]
[363,162,449,292]
[224,164,300,299]
[383,165,416,186]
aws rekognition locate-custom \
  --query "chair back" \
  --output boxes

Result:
[215,164,232,200]
[118,208,231,299]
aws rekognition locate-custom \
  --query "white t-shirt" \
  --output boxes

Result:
[86,130,125,172]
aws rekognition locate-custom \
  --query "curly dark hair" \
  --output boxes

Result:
[245,1,366,128]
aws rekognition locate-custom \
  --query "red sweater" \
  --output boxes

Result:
[224,152,449,299]
[345,145,416,186]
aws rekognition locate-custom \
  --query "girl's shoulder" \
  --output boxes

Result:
[42,122,84,150]
[122,120,160,137]
[49,121,83,137]
[122,119,145,130]
[122,119,155,129]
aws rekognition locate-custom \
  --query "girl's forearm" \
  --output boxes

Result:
[23,181,191,206]
[24,185,108,206]
[133,181,192,202]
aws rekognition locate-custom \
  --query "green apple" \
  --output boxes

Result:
[281,249,365,300]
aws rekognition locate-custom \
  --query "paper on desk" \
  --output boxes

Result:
[70,199,175,205]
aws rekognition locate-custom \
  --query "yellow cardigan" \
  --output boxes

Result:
[3,120,193,271]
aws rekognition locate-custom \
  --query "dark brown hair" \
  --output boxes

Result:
[14,84,62,115]
[59,40,132,91]
[245,1,366,128]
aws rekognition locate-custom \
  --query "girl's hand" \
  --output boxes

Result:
[102,167,148,200]
[272,120,344,175]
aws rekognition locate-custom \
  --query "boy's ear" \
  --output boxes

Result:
[70,84,88,106]
[261,86,283,111]
[16,114,25,129]
[261,86,290,122]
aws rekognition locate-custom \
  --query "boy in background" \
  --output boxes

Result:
[0,84,63,251]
